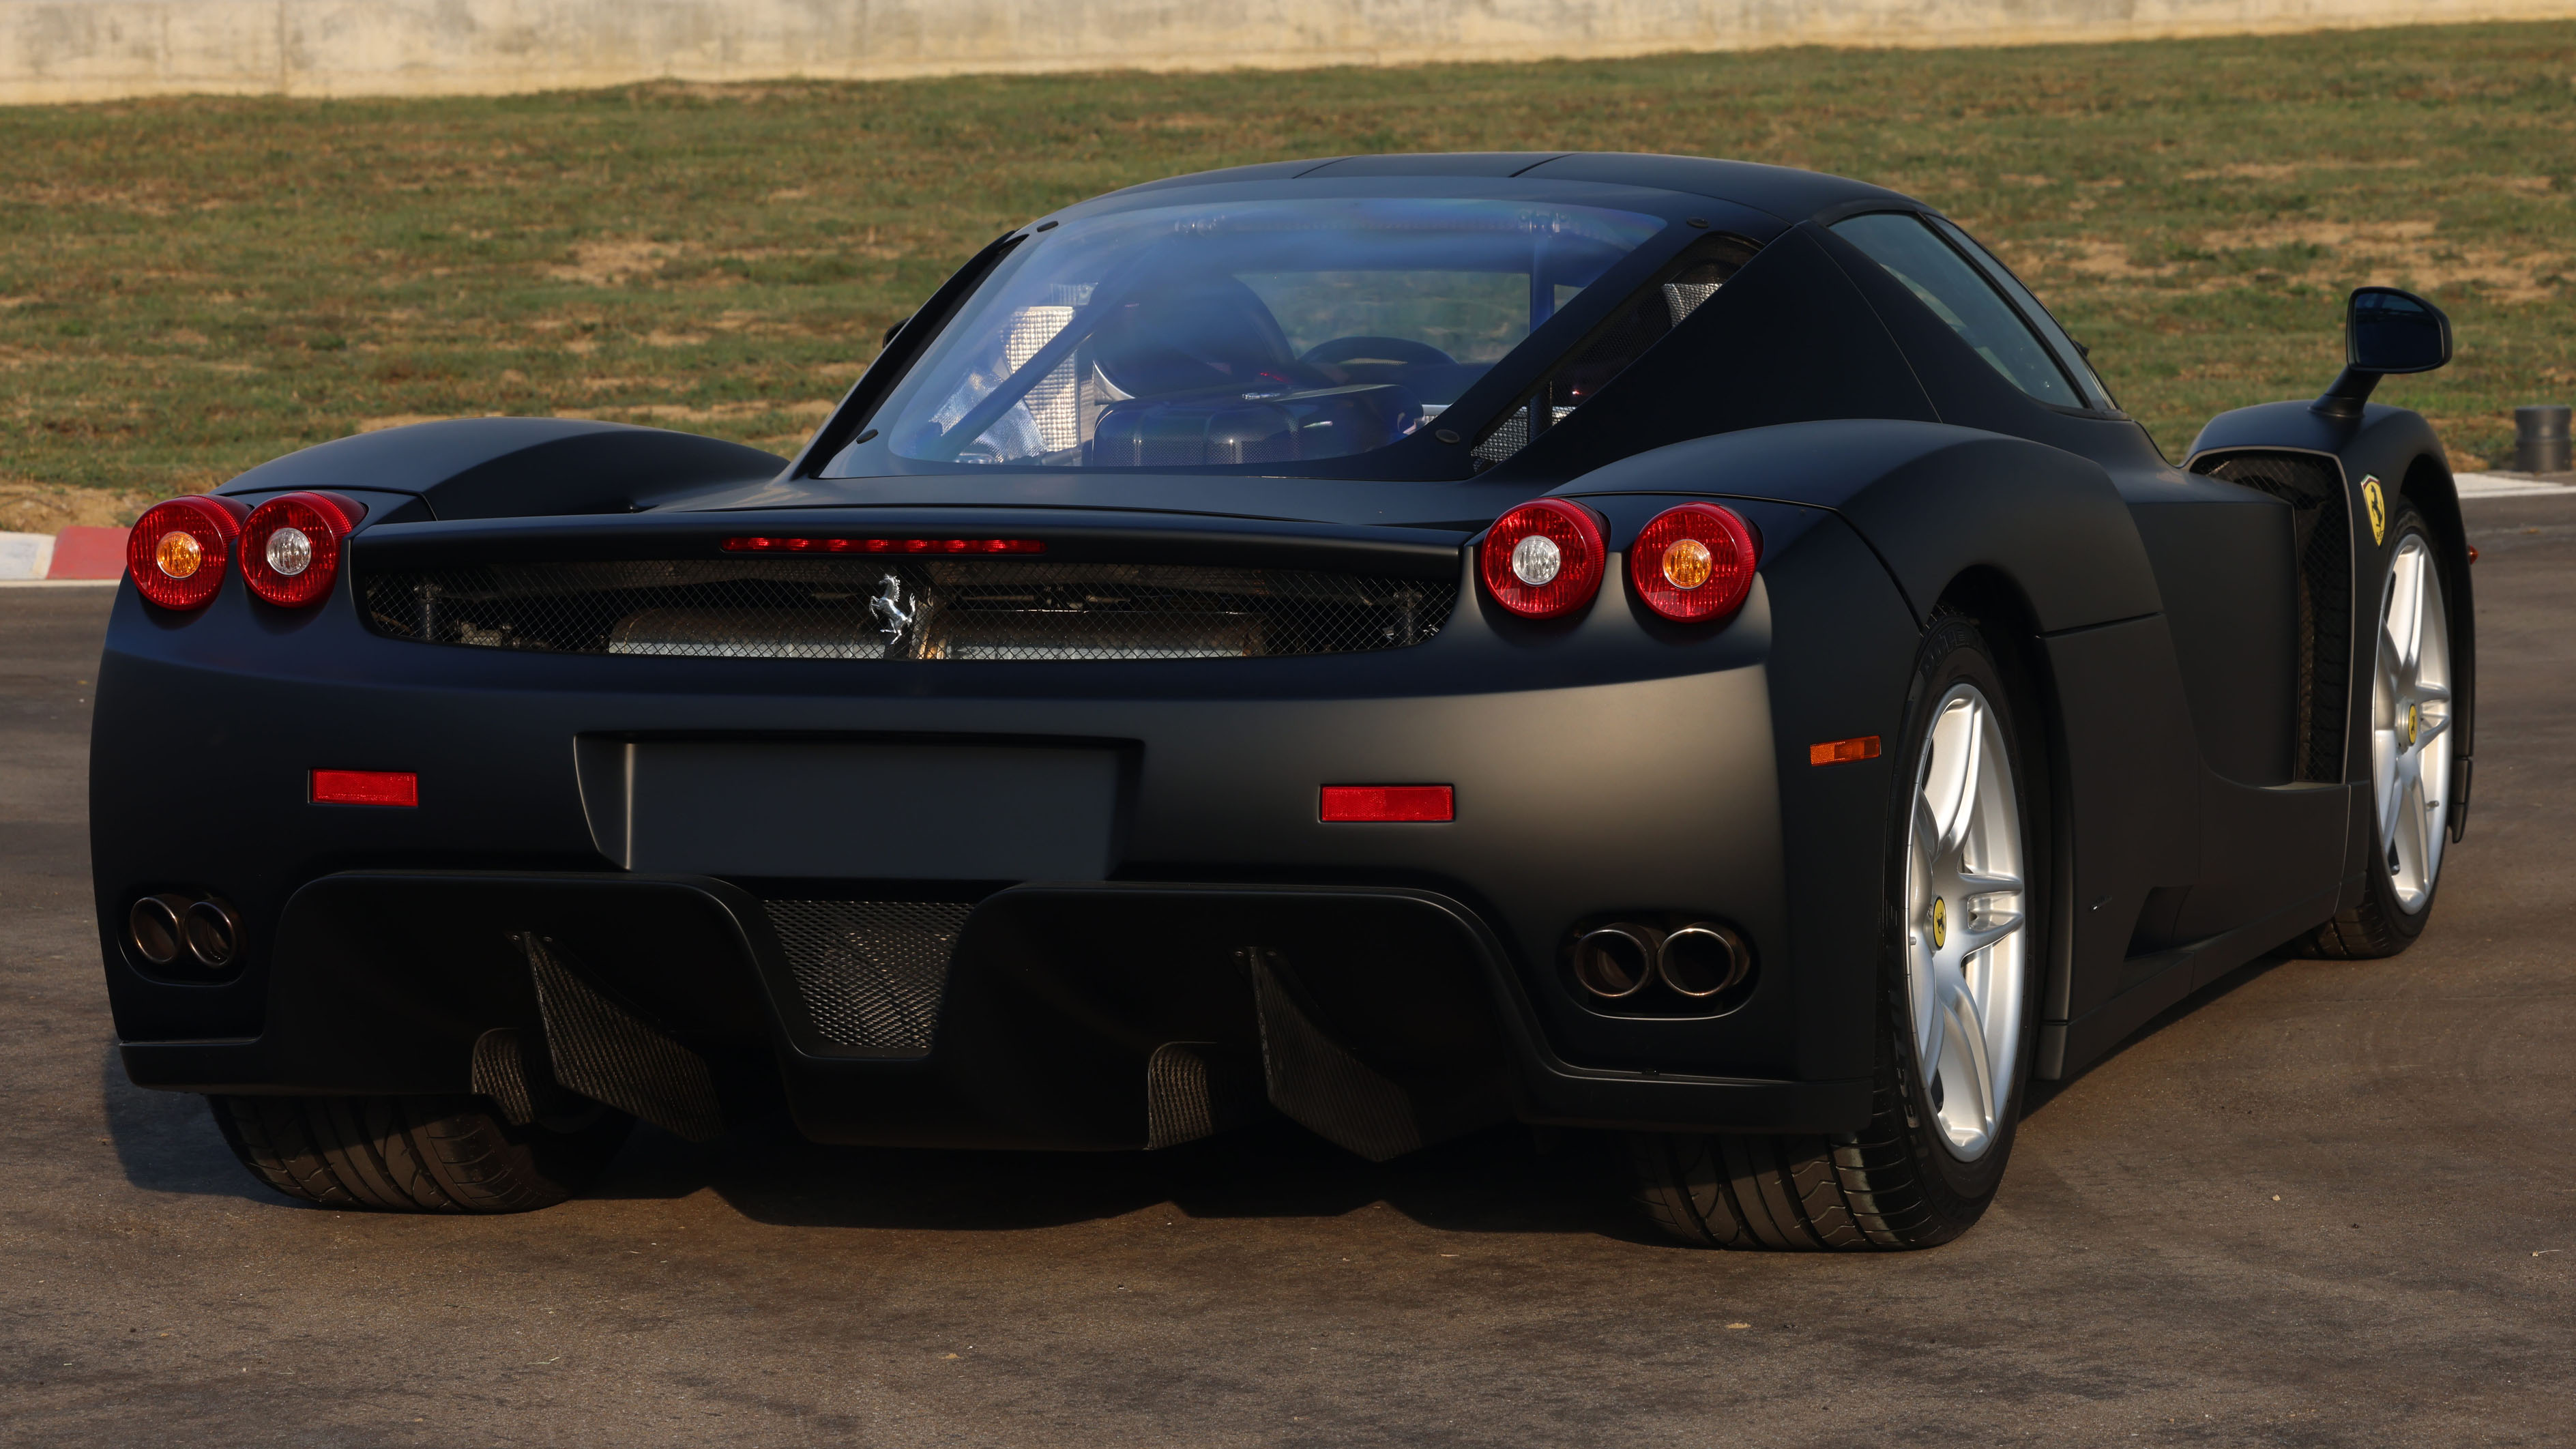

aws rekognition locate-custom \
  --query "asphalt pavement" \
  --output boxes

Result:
[4,493,2571,1448]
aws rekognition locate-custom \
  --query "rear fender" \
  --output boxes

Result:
[1551,418,2163,630]
[1552,420,2184,1081]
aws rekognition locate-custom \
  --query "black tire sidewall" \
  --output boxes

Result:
[1879,613,2046,1212]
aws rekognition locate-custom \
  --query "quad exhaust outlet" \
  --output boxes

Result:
[1572,920,1751,1004]
[1572,924,1663,999]
[128,892,242,972]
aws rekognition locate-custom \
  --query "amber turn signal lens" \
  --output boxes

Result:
[1628,503,1758,623]
[154,530,205,580]
[126,495,250,611]
[1660,536,1713,590]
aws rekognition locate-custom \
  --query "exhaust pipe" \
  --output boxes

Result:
[184,897,244,970]
[1658,922,1749,999]
[128,892,244,971]
[1572,924,1665,999]
[128,894,190,967]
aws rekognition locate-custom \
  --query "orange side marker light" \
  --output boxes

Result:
[1809,735,1882,767]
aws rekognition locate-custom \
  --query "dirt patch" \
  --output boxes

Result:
[2184,162,2305,181]
[0,480,164,531]
[357,414,450,433]
[2180,158,2423,179]
[546,240,684,285]
[2022,240,2179,280]
[553,399,834,425]
[2197,219,2564,302]
[2201,220,2441,250]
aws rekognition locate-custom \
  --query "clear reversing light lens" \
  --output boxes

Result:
[239,492,362,608]
[265,526,313,577]
[1480,499,1605,619]
[1628,502,1758,623]
[126,496,250,611]
[1510,533,1562,587]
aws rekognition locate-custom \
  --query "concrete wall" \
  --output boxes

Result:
[8,0,2575,104]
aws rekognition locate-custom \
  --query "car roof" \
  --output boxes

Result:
[1095,152,1918,225]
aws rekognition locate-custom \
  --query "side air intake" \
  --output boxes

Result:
[2193,450,2353,784]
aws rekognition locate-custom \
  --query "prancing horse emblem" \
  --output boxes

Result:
[2361,474,2387,546]
[868,573,914,636]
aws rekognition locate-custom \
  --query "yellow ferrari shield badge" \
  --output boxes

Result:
[1931,895,1948,950]
[2362,474,2387,546]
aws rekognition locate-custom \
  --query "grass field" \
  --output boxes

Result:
[2,20,2571,527]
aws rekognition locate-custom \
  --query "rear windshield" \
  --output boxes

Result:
[824,198,1667,473]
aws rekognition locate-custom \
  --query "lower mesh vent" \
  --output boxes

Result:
[761,899,973,1053]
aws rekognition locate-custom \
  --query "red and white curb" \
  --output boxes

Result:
[0,525,128,585]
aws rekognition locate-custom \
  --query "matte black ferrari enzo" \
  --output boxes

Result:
[95,153,2472,1249]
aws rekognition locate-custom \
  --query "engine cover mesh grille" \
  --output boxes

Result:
[357,558,1455,661]
[761,898,971,1054]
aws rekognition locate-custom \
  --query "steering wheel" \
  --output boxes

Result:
[1300,336,1457,369]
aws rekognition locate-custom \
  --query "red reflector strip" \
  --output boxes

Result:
[1809,735,1882,767]
[1319,785,1454,823]
[722,536,1044,555]
[310,770,419,807]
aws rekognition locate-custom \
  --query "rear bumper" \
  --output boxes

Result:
[95,501,1917,1146]
[117,871,1870,1145]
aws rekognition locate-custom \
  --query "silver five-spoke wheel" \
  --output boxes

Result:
[1628,616,2039,1249]
[1905,683,2027,1162]
[2374,531,2453,913]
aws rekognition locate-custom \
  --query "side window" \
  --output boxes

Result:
[1927,216,2119,413]
[1830,212,2081,409]
[1472,231,1761,469]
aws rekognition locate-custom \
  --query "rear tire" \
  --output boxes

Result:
[2300,502,2456,960]
[208,1094,629,1213]
[1630,611,2045,1250]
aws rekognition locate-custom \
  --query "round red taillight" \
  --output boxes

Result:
[126,496,250,611]
[239,491,362,608]
[1479,499,1607,619]
[1628,503,1759,623]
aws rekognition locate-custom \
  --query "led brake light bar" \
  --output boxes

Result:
[723,537,1044,555]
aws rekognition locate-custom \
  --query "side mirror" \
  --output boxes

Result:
[2347,287,2452,375]
[2315,287,2452,418]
